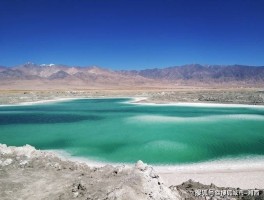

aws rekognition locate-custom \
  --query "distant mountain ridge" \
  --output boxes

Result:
[0,63,157,89]
[0,63,264,89]
[0,63,130,80]
[130,64,264,82]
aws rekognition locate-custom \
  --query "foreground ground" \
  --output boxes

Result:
[1,144,263,200]
[0,144,181,200]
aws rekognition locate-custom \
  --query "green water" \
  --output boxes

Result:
[0,98,264,164]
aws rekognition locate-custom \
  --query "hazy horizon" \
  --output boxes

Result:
[1,62,264,70]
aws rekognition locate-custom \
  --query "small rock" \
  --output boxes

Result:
[73,192,79,198]
[135,160,147,171]
[77,183,86,191]
[1,158,13,166]
[19,160,28,166]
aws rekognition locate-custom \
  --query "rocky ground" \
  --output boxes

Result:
[0,144,181,200]
[1,144,263,200]
[146,89,264,105]
[0,88,264,105]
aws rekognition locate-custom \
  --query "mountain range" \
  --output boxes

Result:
[0,63,264,89]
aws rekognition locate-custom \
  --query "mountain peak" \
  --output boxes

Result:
[26,61,34,65]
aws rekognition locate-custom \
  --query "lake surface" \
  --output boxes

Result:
[1,98,264,164]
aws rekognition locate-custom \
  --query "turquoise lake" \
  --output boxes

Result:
[0,98,264,164]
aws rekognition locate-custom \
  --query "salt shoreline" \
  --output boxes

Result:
[49,148,264,171]
[1,95,264,108]
[48,148,264,189]
[129,97,264,108]
[0,97,82,106]
[0,96,132,107]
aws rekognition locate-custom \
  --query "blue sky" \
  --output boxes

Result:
[0,0,264,69]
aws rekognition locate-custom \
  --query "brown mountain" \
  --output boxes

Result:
[0,63,263,89]
[0,63,157,89]
[131,64,264,83]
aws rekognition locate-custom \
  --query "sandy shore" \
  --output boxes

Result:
[156,159,264,189]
